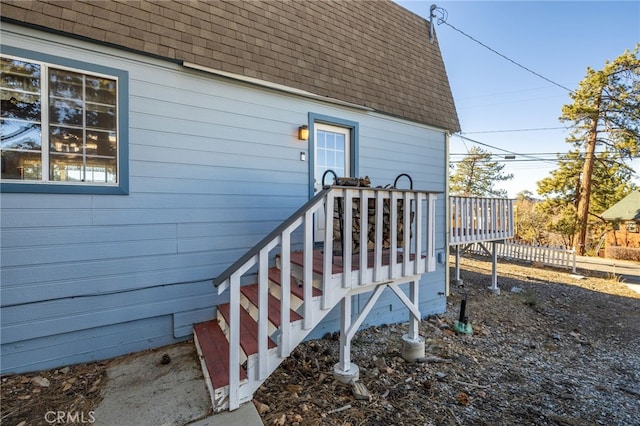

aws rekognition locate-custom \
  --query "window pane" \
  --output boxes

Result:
[335,135,345,151]
[50,154,83,181]
[50,126,83,153]
[86,103,115,130]
[326,134,335,150]
[0,58,41,92]
[49,98,83,126]
[86,76,116,105]
[336,150,345,168]
[87,130,117,156]
[85,157,117,183]
[1,91,41,120]
[1,120,41,150]
[1,150,42,180]
[49,69,83,99]
[317,149,326,167]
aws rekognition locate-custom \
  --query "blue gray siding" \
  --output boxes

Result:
[1,24,448,373]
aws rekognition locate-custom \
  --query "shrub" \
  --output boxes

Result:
[605,246,640,262]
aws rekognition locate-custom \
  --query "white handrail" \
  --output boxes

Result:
[217,186,438,410]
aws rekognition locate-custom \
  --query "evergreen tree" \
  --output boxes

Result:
[450,146,513,197]
[546,45,640,254]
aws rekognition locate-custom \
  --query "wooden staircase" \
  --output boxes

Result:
[193,185,439,412]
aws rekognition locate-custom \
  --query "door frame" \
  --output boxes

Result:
[307,112,359,199]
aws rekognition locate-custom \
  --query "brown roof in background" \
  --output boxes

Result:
[1,0,460,131]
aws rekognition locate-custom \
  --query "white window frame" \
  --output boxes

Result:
[1,46,128,195]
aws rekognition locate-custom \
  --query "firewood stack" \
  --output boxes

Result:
[332,192,414,254]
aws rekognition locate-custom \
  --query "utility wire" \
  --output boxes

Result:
[453,133,558,165]
[432,7,574,93]
[460,127,568,134]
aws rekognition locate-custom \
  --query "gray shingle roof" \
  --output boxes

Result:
[601,191,640,221]
[1,0,460,131]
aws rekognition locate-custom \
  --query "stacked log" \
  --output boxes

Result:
[332,197,414,254]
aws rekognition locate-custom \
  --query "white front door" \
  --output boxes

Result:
[313,123,352,242]
[313,123,351,193]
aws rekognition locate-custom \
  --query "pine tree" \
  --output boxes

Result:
[450,146,513,197]
[556,45,640,255]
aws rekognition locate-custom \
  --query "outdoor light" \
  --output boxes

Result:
[298,125,309,141]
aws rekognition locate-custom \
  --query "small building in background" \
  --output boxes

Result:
[601,191,640,260]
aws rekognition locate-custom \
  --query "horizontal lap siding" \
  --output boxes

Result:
[1,25,448,373]
[0,27,311,373]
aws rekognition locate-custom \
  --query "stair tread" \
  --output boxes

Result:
[268,267,322,299]
[241,284,303,325]
[194,320,247,389]
[218,304,277,355]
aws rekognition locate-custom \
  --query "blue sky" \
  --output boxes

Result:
[396,0,640,197]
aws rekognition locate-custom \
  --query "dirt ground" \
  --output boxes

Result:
[253,256,640,426]
[2,255,639,426]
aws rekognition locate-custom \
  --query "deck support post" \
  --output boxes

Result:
[333,293,359,383]
[488,241,500,294]
[401,280,425,362]
[453,245,463,286]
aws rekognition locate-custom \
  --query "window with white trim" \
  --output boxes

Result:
[1,54,122,190]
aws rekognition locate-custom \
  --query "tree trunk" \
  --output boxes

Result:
[574,118,599,255]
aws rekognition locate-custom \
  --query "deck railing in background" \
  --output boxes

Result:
[450,196,514,244]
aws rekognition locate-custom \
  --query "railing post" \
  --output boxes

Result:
[303,209,313,326]
[414,193,423,274]
[374,191,384,281]
[427,193,437,272]
[402,191,411,276]
[228,272,241,411]
[279,231,291,357]
[322,191,334,310]
[342,189,353,288]
[390,191,399,278]
[359,191,368,284]
[258,248,269,380]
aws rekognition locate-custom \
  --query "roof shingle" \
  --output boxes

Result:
[1,0,460,131]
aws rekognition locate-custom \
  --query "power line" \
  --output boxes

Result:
[453,134,559,165]
[431,6,574,93]
[460,127,568,134]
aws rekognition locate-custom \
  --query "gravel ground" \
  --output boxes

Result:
[254,256,640,426]
[3,255,638,426]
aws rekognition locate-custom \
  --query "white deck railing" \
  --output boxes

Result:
[450,196,514,245]
[212,186,437,410]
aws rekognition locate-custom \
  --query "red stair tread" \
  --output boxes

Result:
[194,320,247,389]
[268,267,322,299]
[218,304,276,356]
[240,284,303,325]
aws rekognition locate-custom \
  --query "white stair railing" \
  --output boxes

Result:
[212,186,438,410]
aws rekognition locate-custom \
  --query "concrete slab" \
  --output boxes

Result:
[93,342,212,426]
[186,403,263,426]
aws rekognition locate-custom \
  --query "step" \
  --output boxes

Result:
[217,304,277,358]
[193,319,247,390]
[269,268,322,311]
[240,284,303,326]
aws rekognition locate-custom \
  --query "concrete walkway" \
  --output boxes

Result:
[93,342,262,426]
